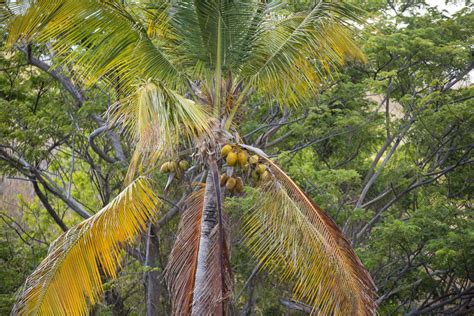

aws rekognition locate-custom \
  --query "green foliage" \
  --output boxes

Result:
[0,198,53,314]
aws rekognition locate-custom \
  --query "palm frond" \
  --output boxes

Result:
[242,157,376,315]
[192,164,233,315]
[166,184,233,315]
[109,80,213,181]
[240,0,366,106]
[7,0,182,94]
[165,189,205,315]
[0,0,26,23]
[169,0,262,76]
[13,177,160,316]
[142,1,175,41]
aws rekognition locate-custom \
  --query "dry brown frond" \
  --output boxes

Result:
[243,156,377,315]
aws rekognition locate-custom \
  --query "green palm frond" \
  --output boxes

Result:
[12,177,160,316]
[169,0,264,77]
[7,0,182,94]
[110,80,213,181]
[142,1,175,41]
[239,0,366,106]
[242,157,376,315]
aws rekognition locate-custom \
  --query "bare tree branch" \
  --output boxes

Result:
[32,181,68,232]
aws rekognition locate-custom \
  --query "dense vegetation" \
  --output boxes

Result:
[1,0,472,315]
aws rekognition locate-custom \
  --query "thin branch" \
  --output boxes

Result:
[233,261,263,303]
[88,125,119,163]
[356,156,473,241]
[0,148,91,219]
[32,181,68,232]
[17,45,126,163]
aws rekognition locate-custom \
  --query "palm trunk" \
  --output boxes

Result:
[145,223,161,316]
[191,172,218,315]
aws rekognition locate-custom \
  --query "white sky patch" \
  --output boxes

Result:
[424,0,468,15]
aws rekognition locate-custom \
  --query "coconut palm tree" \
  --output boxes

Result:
[5,0,377,314]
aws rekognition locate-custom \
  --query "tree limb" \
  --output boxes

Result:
[32,181,68,232]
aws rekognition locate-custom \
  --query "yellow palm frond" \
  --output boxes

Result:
[7,0,182,94]
[13,177,160,316]
[110,80,214,181]
[240,1,366,106]
[242,157,376,315]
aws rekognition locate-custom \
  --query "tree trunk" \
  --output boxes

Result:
[240,279,256,316]
[191,172,218,315]
[104,289,128,316]
[145,223,161,316]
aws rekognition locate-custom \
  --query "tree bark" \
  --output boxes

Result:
[191,172,218,315]
[32,181,68,232]
[355,121,411,209]
[145,223,161,316]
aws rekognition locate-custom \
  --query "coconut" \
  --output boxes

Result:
[256,164,266,174]
[220,174,229,187]
[261,170,270,181]
[178,160,189,170]
[226,177,237,190]
[220,144,232,157]
[160,162,170,173]
[169,161,178,172]
[235,177,244,193]
[249,155,259,165]
[226,151,238,166]
[237,151,248,167]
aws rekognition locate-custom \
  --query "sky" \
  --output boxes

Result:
[425,0,469,14]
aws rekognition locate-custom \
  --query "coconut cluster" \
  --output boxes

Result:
[220,174,244,193]
[220,144,270,193]
[160,160,189,174]
[221,144,249,168]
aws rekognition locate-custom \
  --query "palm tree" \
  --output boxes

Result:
[6,0,376,315]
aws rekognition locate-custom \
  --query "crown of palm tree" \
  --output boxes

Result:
[5,0,376,315]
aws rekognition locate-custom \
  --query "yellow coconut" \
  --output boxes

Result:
[178,160,189,170]
[256,164,266,174]
[160,162,170,173]
[226,151,238,166]
[237,151,248,167]
[249,155,259,165]
[169,161,178,172]
[220,144,233,157]
[261,170,270,181]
